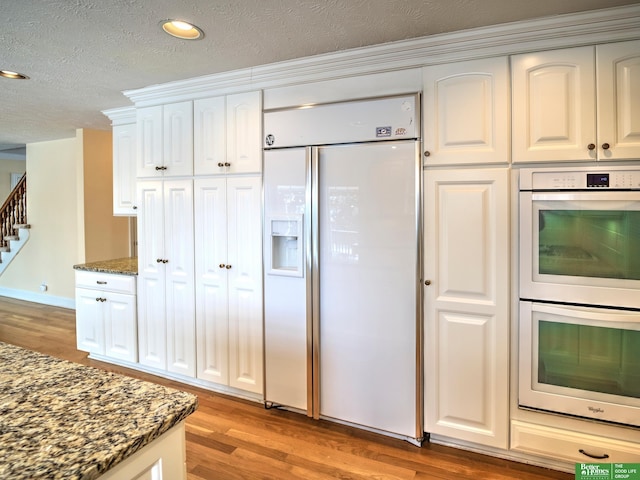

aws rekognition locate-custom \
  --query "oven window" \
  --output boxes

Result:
[538,210,640,280]
[538,320,640,399]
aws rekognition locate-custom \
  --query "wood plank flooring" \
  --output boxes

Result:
[0,296,573,479]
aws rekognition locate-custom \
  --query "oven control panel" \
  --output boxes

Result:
[530,170,640,190]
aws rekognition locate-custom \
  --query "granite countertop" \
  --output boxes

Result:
[73,257,138,276]
[0,342,197,480]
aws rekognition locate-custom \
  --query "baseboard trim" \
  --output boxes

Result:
[0,287,74,309]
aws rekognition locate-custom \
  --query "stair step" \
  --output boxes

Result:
[0,246,9,253]
[14,224,30,229]
[4,236,18,241]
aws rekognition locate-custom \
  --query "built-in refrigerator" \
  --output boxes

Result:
[263,95,423,443]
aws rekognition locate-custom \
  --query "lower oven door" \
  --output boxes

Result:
[519,301,640,427]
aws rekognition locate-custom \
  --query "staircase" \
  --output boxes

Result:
[0,174,29,275]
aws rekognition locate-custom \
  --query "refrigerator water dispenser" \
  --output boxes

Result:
[268,215,303,276]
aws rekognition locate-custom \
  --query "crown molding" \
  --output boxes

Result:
[101,106,136,125]
[124,4,640,106]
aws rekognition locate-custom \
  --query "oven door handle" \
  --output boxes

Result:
[531,191,640,203]
[532,302,640,324]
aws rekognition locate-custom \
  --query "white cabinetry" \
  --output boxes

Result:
[511,420,640,465]
[137,101,194,177]
[137,179,195,376]
[113,122,138,215]
[423,168,509,449]
[194,176,263,394]
[512,40,640,162]
[422,56,510,165]
[75,270,137,362]
[194,91,262,175]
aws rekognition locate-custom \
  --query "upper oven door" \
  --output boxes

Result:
[519,190,640,309]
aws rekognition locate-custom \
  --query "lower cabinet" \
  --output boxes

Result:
[135,176,263,395]
[194,176,263,394]
[137,179,195,376]
[423,168,510,449]
[511,420,640,465]
[75,270,137,363]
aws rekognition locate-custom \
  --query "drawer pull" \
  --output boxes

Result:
[96,281,107,285]
[579,449,609,460]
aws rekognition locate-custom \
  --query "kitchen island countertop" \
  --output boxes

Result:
[73,257,138,276]
[0,341,197,479]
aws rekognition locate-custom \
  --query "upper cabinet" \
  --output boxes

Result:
[194,91,262,175]
[422,57,510,166]
[112,122,138,215]
[597,40,640,161]
[512,40,640,163]
[137,101,194,177]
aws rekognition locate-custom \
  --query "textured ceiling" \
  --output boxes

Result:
[1,0,639,152]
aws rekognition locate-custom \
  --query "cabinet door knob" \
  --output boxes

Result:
[602,143,610,150]
[133,205,138,210]
[587,143,596,150]
[156,258,163,263]
[424,280,431,286]
[219,263,226,268]
[423,151,431,157]
[224,162,231,167]
[218,162,225,167]
[96,281,107,285]
[225,264,232,269]
[162,259,168,264]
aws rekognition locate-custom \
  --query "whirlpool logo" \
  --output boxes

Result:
[588,406,605,414]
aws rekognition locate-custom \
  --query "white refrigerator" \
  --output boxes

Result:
[263,95,422,443]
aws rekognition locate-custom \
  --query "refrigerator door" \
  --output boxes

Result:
[316,141,419,438]
[263,148,310,412]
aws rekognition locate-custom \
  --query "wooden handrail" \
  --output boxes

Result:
[0,173,27,250]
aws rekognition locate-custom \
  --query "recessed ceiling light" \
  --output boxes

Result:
[160,20,204,40]
[0,70,29,80]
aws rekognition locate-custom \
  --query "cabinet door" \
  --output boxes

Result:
[597,40,640,161]
[194,96,227,175]
[226,176,263,394]
[226,91,262,174]
[104,291,137,362]
[113,123,138,215]
[423,57,510,165]
[164,180,196,377]
[76,288,105,354]
[423,168,509,448]
[512,46,596,162]
[137,180,167,369]
[194,178,229,384]
[137,106,163,177]
[163,101,194,176]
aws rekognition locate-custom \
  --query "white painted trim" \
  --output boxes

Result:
[101,106,136,125]
[0,286,75,309]
[122,4,640,106]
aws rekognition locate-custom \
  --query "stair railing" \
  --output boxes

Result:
[0,173,27,250]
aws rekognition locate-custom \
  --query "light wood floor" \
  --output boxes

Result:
[0,296,573,480]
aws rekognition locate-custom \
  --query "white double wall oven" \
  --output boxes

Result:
[518,165,640,428]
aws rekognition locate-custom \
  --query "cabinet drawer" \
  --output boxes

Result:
[75,271,136,294]
[511,420,640,464]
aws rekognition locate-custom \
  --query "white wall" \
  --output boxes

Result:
[0,129,130,308]
[0,137,79,307]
